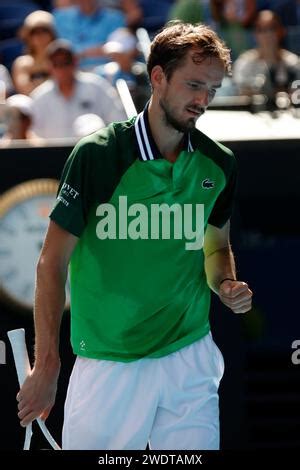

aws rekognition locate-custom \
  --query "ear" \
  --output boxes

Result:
[150,65,165,88]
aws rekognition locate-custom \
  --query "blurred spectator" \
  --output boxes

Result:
[53,0,126,69]
[95,28,150,112]
[12,11,56,96]
[0,94,41,144]
[168,0,217,29]
[233,10,300,106]
[211,0,257,59]
[31,39,127,138]
[101,0,143,29]
[0,64,14,98]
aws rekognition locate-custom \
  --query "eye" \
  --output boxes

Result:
[187,81,201,90]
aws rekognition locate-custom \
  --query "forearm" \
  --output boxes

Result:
[204,245,236,295]
[33,255,67,372]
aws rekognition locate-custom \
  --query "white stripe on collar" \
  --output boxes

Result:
[188,134,194,152]
[134,109,194,161]
[134,114,148,161]
[139,111,154,160]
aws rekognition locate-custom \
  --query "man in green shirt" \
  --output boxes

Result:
[17,21,252,450]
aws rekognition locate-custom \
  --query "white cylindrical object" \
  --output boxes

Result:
[8,329,33,450]
[7,329,31,387]
[116,79,137,119]
[136,28,151,61]
[7,328,61,450]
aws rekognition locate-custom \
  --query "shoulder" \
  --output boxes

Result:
[76,71,114,90]
[191,128,236,176]
[12,55,34,70]
[0,64,12,83]
[72,119,135,160]
[30,80,54,100]
[65,119,136,185]
[281,49,300,67]
[234,49,259,65]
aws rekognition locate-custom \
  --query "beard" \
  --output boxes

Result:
[159,97,204,133]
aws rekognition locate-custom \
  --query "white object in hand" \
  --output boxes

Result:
[7,328,61,450]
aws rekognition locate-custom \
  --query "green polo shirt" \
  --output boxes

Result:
[50,107,236,362]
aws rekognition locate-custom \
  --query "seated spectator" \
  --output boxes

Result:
[101,0,143,29]
[0,94,41,144]
[211,0,257,59]
[31,39,127,139]
[95,28,151,112]
[168,0,217,29]
[53,0,126,69]
[12,11,56,96]
[0,64,14,98]
[233,10,300,106]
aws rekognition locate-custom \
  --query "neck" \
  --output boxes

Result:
[81,4,98,15]
[148,98,185,163]
[258,45,281,63]
[58,78,75,98]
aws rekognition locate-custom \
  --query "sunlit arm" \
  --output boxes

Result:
[204,221,236,295]
[204,221,252,314]
[16,221,78,426]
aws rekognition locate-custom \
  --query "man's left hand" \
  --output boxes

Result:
[219,280,252,314]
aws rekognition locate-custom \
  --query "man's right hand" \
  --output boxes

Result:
[16,362,60,427]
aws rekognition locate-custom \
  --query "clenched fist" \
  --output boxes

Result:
[219,279,252,314]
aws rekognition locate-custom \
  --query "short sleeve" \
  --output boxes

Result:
[208,155,237,228]
[50,143,92,237]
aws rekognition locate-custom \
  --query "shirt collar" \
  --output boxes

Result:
[134,103,194,162]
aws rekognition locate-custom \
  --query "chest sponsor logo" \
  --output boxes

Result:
[202,178,214,189]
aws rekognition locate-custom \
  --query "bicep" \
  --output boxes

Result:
[203,221,230,257]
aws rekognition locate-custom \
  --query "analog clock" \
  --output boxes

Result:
[0,179,70,311]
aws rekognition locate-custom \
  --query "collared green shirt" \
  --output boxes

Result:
[50,107,236,361]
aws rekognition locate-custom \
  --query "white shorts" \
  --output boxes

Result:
[62,332,224,450]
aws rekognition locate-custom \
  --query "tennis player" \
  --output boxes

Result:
[16,21,252,450]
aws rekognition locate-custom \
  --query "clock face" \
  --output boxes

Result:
[0,179,70,311]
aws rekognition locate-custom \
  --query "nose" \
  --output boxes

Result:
[195,89,210,108]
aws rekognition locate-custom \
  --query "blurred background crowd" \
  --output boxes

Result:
[0,0,300,143]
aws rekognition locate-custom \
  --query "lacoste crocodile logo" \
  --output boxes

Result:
[202,178,215,189]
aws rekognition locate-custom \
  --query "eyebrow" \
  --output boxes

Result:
[187,80,222,88]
